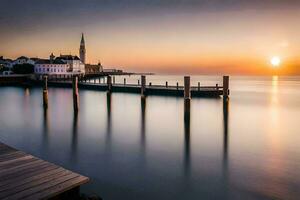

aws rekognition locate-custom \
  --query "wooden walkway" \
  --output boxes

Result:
[0,142,89,200]
[46,81,224,97]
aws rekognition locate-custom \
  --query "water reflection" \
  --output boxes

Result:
[42,107,49,148]
[184,105,191,177]
[106,92,112,149]
[141,97,146,154]
[71,111,79,164]
[222,98,230,198]
[223,98,229,164]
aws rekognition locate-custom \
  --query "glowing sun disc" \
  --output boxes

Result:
[271,56,281,67]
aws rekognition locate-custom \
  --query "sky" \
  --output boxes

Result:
[1,0,300,75]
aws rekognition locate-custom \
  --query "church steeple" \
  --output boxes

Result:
[79,33,86,64]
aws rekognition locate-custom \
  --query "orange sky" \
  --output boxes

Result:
[1,4,300,75]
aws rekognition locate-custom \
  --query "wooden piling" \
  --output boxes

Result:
[198,82,200,91]
[166,81,168,88]
[72,76,79,112]
[184,76,191,121]
[223,76,229,98]
[107,76,112,92]
[43,76,48,109]
[124,78,126,85]
[141,75,146,98]
[184,76,191,100]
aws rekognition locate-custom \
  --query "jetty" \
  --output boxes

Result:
[0,142,89,200]
[42,75,230,98]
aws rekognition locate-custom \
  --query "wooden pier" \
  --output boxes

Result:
[0,142,89,200]
[45,76,229,98]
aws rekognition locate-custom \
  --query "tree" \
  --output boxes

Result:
[12,64,34,74]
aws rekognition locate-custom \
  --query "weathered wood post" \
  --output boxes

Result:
[43,76,48,109]
[198,82,200,91]
[184,76,191,121]
[124,78,126,85]
[166,81,168,88]
[176,82,179,90]
[141,75,146,98]
[107,76,112,92]
[72,76,79,112]
[223,76,229,98]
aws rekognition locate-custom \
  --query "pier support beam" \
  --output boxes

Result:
[184,76,191,121]
[223,76,229,98]
[107,76,112,92]
[72,76,79,112]
[43,76,48,109]
[141,75,146,98]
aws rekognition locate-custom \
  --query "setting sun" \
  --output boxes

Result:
[271,56,281,67]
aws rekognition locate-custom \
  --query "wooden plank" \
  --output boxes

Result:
[0,158,44,173]
[0,167,65,193]
[0,155,33,166]
[0,170,73,199]
[3,173,80,200]
[0,164,59,187]
[0,156,37,170]
[0,142,89,200]
[0,151,27,162]
[0,160,46,176]
[0,162,56,182]
[23,176,89,200]
[0,148,15,155]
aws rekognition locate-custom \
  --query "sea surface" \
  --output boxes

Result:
[0,75,300,200]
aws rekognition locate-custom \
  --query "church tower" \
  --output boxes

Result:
[79,33,86,64]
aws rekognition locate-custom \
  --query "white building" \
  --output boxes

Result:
[34,54,68,74]
[58,55,85,74]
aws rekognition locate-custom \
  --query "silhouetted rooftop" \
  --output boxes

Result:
[58,55,80,61]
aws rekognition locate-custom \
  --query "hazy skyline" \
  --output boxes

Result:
[1,0,300,75]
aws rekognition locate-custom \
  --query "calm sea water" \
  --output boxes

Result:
[0,75,300,200]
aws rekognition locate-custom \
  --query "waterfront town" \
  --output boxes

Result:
[0,34,122,76]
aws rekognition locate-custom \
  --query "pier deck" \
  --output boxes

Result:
[0,142,89,200]
[47,82,224,97]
